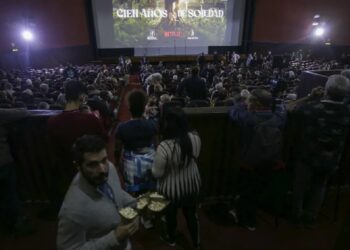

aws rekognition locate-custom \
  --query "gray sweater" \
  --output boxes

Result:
[57,162,135,250]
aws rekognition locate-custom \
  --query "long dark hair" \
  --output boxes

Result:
[161,107,193,168]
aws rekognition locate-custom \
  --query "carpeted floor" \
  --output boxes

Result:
[1,190,350,250]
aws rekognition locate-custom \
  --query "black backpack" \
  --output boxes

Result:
[242,114,283,166]
[302,105,350,174]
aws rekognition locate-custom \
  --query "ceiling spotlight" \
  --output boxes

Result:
[312,22,319,26]
[22,30,34,41]
[314,14,321,19]
[314,27,325,37]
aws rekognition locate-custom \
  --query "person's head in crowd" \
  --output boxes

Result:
[145,96,159,119]
[127,89,148,118]
[191,66,199,77]
[172,75,178,82]
[72,135,108,187]
[159,94,171,107]
[154,83,163,95]
[15,77,21,86]
[40,83,49,95]
[341,69,350,80]
[0,90,7,100]
[22,88,33,97]
[87,84,100,97]
[217,86,228,99]
[161,107,193,167]
[324,75,350,102]
[161,107,189,138]
[25,79,33,89]
[4,82,12,91]
[286,93,297,101]
[240,89,250,98]
[21,95,32,106]
[79,103,92,114]
[152,73,162,85]
[99,90,111,103]
[38,101,50,110]
[0,78,8,87]
[222,78,229,88]
[3,82,14,98]
[65,80,88,108]
[224,97,235,106]
[56,91,66,106]
[215,82,223,90]
[247,88,272,111]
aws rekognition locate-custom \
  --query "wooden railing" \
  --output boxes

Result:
[8,107,350,201]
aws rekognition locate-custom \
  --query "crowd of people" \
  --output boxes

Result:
[1,49,350,250]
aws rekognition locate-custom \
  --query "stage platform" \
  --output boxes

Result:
[93,54,216,65]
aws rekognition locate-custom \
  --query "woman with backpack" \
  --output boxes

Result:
[115,89,158,229]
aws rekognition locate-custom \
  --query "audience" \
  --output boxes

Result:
[1,49,350,248]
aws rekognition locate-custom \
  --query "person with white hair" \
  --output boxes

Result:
[341,69,350,103]
[39,83,49,96]
[38,101,50,110]
[240,89,250,98]
[341,69,350,80]
[25,79,33,87]
[291,75,350,228]
[145,73,162,96]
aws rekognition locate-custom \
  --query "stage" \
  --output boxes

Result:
[93,54,219,65]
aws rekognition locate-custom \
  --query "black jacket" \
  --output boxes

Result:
[177,76,208,100]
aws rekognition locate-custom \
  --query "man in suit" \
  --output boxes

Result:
[177,66,208,100]
[57,135,138,250]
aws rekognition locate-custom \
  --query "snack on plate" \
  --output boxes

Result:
[136,198,149,210]
[119,207,138,220]
[149,192,165,200]
[148,201,167,212]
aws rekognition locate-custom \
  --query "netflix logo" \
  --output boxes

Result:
[164,31,182,37]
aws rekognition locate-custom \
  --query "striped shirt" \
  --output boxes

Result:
[152,132,201,202]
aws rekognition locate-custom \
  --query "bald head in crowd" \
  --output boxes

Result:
[341,69,350,81]
[325,75,350,102]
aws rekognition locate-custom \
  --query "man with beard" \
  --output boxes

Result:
[57,135,138,250]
